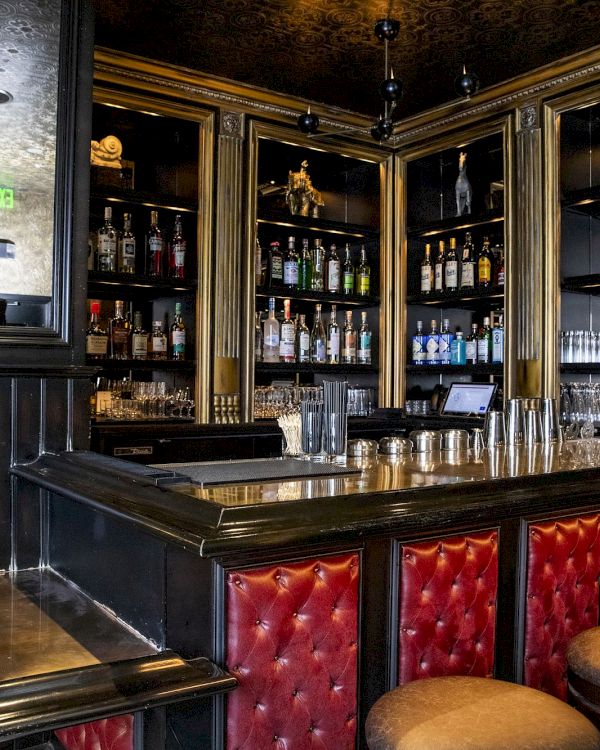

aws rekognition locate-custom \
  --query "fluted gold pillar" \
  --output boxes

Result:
[213,111,245,419]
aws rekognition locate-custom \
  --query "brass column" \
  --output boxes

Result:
[213,111,245,420]
[510,104,543,398]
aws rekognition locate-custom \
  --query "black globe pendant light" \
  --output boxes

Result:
[455,65,480,99]
[297,105,319,135]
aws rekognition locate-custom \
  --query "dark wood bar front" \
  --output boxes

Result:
[12,444,600,747]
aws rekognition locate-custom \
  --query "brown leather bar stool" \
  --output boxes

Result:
[567,626,600,729]
[365,675,600,750]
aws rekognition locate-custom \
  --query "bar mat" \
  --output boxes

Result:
[151,458,360,485]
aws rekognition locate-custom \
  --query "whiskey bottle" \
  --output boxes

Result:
[131,311,148,360]
[279,298,296,363]
[342,310,356,364]
[262,297,280,363]
[357,245,370,296]
[311,238,325,291]
[326,244,341,293]
[169,214,186,279]
[412,321,425,365]
[150,320,167,360]
[296,314,311,363]
[357,311,372,365]
[85,301,108,359]
[283,237,299,289]
[460,232,476,290]
[434,240,445,293]
[97,206,117,272]
[445,237,459,291]
[109,300,131,359]
[170,302,186,360]
[310,303,327,363]
[326,304,340,364]
[477,317,492,363]
[466,323,479,365]
[420,244,433,295]
[478,236,493,290]
[426,319,440,365]
[299,238,312,291]
[267,241,284,287]
[147,210,164,278]
[343,244,355,295]
[118,213,136,274]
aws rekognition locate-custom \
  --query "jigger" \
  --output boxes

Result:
[506,399,525,445]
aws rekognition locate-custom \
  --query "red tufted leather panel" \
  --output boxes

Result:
[54,716,134,750]
[524,514,600,700]
[398,530,498,685]
[226,553,359,750]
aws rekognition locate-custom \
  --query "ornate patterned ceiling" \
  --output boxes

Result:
[93,0,600,118]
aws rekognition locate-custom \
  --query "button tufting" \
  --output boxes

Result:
[235,578,241,586]
[292,689,299,696]
[256,619,262,625]
[273,735,279,742]
[308,725,315,733]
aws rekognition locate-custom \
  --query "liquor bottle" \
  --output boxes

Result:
[326,244,341,293]
[254,312,263,362]
[434,240,445,293]
[420,244,434,295]
[492,313,504,364]
[97,206,117,272]
[109,300,131,359]
[85,301,108,359]
[170,302,186,360]
[118,213,136,274]
[279,298,296,363]
[439,318,454,365]
[426,319,440,364]
[445,237,459,291]
[358,311,372,365]
[326,304,340,364]
[478,236,493,290]
[311,238,325,291]
[147,210,164,278]
[450,331,467,365]
[299,238,313,291]
[169,214,186,279]
[150,320,167,360]
[255,235,263,286]
[496,247,505,288]
[342,310,356,364]
[297,314,311,363]
[412,320,426,365]
[131,311,148,360]
[283,236,299,289]
[477,316,492,363]
[466,323,479,365]
[310,303,326,363]
[262,297,280,363]
[343,244,355,295]
[267,241,284,287]
[357,245,370,296]
[460,232,476,290]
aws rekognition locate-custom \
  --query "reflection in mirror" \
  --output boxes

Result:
[0,0,61,327]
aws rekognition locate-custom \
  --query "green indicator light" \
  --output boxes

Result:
[0,188,14,209]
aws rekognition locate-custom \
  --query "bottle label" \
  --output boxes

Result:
[358,333,372,363]
[492,329,504,363]
[172,330,186,354]
[342,333,356,359]
[280,324,295,359]
[479,258,492,283]
[498,269,505,286]
[152,335,167,353]
[439,334,452,362]
[271,256,283,281]
[98,235,116,255]
[283,260,298,285]
[344,271,354,291]
[299,332,310,359]
[466,340,478,363]
[264,331,279,348]
[327,330,340,358]
[149,237,163,256]
[426,335,439,361]
[445,261,458,289]
[132,333,148,357]
[450,340,466,366]
[121,239,136,259]
[434,264,443,290]
[461,263,475,288]
[477,337,490,363]
[412,336,425,363]
[314,340,326,362]
[173,242,186,268]
[86,334,108,356]
[421,268,432,293]
[358,273,370,295]
[327,261,340,291]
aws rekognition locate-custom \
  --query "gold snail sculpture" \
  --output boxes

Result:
[90,135,123,168]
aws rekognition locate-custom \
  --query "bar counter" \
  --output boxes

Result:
[12,443,600,747]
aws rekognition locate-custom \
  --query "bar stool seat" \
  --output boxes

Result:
[365,676,600,750]
[567,626,600,728]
